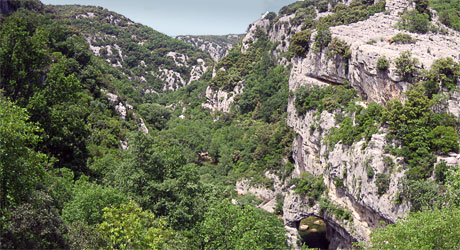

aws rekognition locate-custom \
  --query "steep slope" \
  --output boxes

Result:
[48,5,213,92]
[177,34,244,61]
[202,0,460,248]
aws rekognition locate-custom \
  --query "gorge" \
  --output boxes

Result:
[1,0,460,249]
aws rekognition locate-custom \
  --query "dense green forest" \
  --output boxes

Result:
[0,2,289,249]
[2,0,460,249]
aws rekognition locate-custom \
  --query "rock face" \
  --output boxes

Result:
[285,86,410,246]
[101,90,149,134]
[202,85,244,113]
[231,0,460,248]
[177,34,243,62]
[52,5,211,92]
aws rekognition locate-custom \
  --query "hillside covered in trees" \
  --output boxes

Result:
[2,0,460,249]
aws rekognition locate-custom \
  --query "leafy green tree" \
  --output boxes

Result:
[139,103,172,130]
[394,51,419,81]
[106,132,209,230]
[314,25,332,50]
[369,207,460,249]
[0,99,48,210]
[0,11,49,104]
[0,191,68,249]
[194,199,287,249]
[289,29,312,57]
[426,57,460,91]
[429,126,459,155]
[27,54,91,172]
[98,201,172,250]
[62,177,128,225]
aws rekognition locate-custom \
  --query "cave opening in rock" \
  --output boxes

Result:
[298,216,330,249]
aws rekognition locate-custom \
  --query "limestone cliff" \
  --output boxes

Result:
[226,0,460,248]
[50,5,212,92]
[177,34,243,62]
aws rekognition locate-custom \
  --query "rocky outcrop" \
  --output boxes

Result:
[202,84,244,113]
[244,0,460,105]
[52,5,212,92]
[233,0,460,248]
[101,90,149,134]
[177,34,243,62]
[283,75,411,245]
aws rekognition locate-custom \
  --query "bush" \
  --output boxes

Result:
[327,38,351,58]
[289,29,312,57]
[367,163,375,179]
[376,173,390,195]
[318,0,329,12]
[291,173,326,203]
[391,33,416,44]
[294,84,356,115]
[369,207,460,249]
[394,51,419,81]
[377,56,390,71]
[274,194,284,215]
[429,125,459,155]
[397,10,431,34]
[314,25,332,50]
[426,57,460,90]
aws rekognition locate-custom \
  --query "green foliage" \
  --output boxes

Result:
[66,221,106,250]
[138,103,172,130]
[377,56,390,71]
[0,99,47,210]
[318,0,329,12]
[429,126,459,154]
[391,33,416,44]
[314,25,332,50]
[445,165,460,204]
[289,29,312,57]
[291,173,326,204]
[376,173,390,195]
[394,51,419,81]
[62,177,128,225]
[369,207,460,249]
[275,194,285,215]
[106,132,209,230]
[318,197,353,221]
[399,179,446,211]
[318,0,386,27]
[431,0,460,31]
[194,199,287,249]
[327,37,351,58]
[383,83,459,181]
[0,191,68,249]
[434,160,449,184]
[397,10,432,34]
[366,161,375,179]
[99,201,172,250]
[424,57,460,92]
[327,102,383,148]
[294,84,356,115]
[0,11,49,105]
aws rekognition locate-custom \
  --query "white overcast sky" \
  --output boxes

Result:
[41,0,298,36]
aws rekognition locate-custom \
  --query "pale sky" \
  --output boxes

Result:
[41,0,298,36]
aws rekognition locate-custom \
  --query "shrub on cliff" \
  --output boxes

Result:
[394,51,419,81]
[397,10,432,34]
[314,25,332,50]
[377,56,390,71]
[289,29,312,57]
[391,33,416,44]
